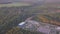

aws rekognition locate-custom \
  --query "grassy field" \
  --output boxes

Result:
[0,2,31,7]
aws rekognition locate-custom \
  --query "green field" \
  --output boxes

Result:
[0,2,31,7]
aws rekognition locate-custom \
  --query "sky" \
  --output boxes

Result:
[0,0,60,3]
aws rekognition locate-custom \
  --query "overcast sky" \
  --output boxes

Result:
[0,0,60,3]
[0,0,44,3]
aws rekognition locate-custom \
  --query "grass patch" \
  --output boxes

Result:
[0,2,31,7]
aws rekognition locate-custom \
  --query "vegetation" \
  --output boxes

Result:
[0,2,60,34]
[33,13,60,26]
[0,6,44,34]
[0,2,31,7]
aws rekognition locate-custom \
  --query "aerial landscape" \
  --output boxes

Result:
[0,0,60,34]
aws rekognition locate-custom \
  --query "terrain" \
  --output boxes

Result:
[0,0,60,34]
